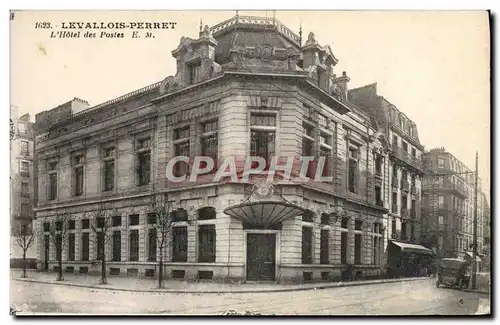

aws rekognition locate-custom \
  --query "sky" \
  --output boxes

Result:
[9,10,491,201]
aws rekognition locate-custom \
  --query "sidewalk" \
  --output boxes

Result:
[462,273,491,295]
[11,270,431,294]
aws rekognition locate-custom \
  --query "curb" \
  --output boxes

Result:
[461,288,490,295]
[13,276,430,294]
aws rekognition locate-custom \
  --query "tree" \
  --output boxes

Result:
[86,203,115,285]
[147,193,173,289]
[13,223,36,278]
[47,213,72,281]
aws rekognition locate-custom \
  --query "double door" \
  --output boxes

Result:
[246,233,276,281]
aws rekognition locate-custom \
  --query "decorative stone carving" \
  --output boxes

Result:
[201,24,212,37]
[332,84,344,102]
[306,32,316,44]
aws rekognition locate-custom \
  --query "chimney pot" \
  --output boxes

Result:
[342,71,346,77]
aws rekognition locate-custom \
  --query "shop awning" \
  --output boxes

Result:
[465,251,482,262]
[391,241,434,255]
[224,200,308,228]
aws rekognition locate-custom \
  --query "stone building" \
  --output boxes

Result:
[34,15,392,283]
[421,148,486,261]
[10,106,37,260]
[349,84,431,276]
[11,107,36,234]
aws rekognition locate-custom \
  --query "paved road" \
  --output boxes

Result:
[10,278,488,315]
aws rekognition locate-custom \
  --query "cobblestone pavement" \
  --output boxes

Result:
[10,277,489,315]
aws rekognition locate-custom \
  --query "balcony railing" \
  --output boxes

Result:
[376,199,384,207]
[391,145,423,170]
[20,171,30,177]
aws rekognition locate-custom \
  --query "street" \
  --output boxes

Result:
[10,278,488,315]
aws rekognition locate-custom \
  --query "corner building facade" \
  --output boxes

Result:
[34,15,391,283]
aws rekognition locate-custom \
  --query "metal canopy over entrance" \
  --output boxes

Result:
[224,200,307,228]
[391,240,434,255]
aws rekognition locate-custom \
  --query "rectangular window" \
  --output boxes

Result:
[81,232,89,261]
[129,230,139,261]
[348,147,359,193]
[250,130,275,169]
[96,217,105,229]
[49,173,57,200]
[129,214,139,226]
[21,182,29,196]
[320,229,329,264]
[112,231,121,262]
[341,217,349,229]
[375,186,383,206]
[72,154,84,196]
[411,148,416,158]
[354,234,362,265]
[375,155,383,176]
[392,219,397,236]
[198,225,216,263]
[103,160,115,191]
[320,213,329,225]
[81,219,89,229]
[147,213,157,225]
[172,209,189,222]
[402,142,408,153]
[172,227,188,262]
[21,161,29,176]
[68,233,75,261]
[401,222,407,240]
[410,224,415,240]
[68,220,75,230]
[355,220,363,231]
[21,141,29,155]
[188,62,201,84]
[112,215,122,227]
[392,135,398,146]
[43,222,50,232]
[21,203,30,218]
[137,151,151,186]
[319,146,332,177]
[438,215,444,226]
[96,232,104,260]
[174,141,190,177]
[148,228,157,262]
[302,226,313,264]
[438,157,445,168]
[200,120,218,173]
[302,135,315,178]
[340,232,348,264]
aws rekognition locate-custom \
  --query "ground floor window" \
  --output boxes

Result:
[341,232,348,264]
[148,228,157,262]
[68,233,75,261]
[302,226,313,264]
[354,233,362,265]
[129,230,139,261]
[96,232,105,260]
[320,229,329,264]
[81,233,89,261]
[198,225,216,263]
[172,227,188,262]
[112,231,121,261]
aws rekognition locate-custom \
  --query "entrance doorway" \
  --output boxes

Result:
[246,233,276,281]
